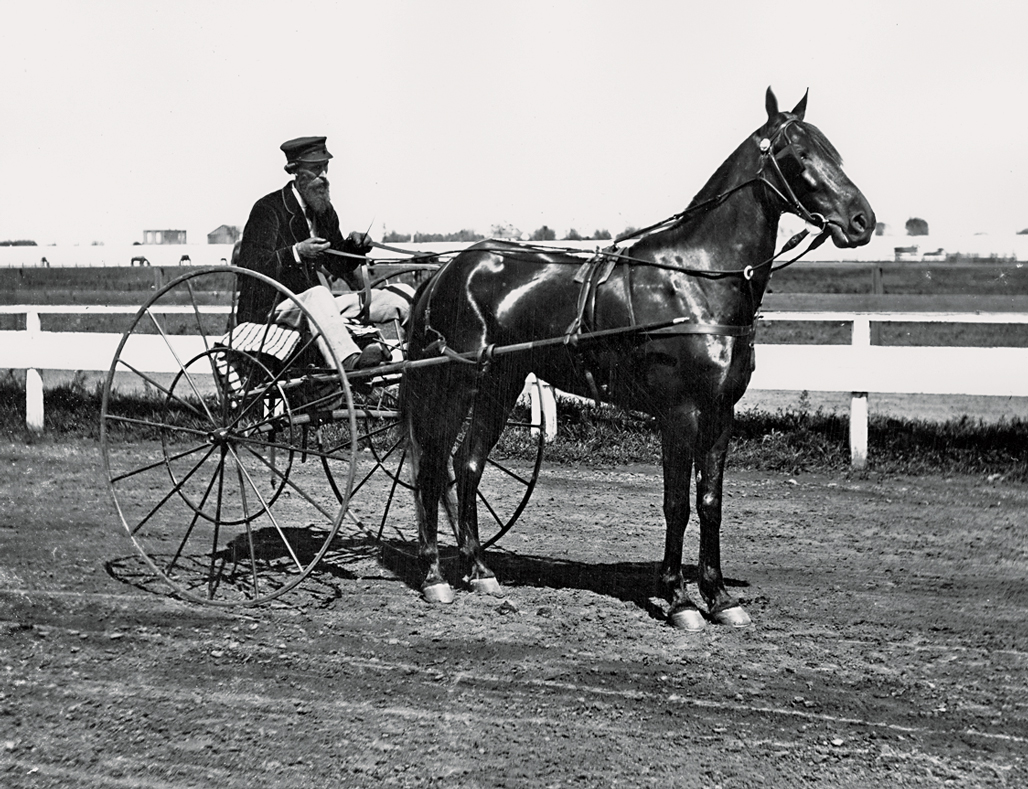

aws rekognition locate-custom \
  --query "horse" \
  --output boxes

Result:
[399,88,875,631]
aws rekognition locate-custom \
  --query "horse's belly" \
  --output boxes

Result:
[531,338,755,415]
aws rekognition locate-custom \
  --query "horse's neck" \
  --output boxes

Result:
[636,145,781,323]
[684,143,780,254]
[674,142,777,277]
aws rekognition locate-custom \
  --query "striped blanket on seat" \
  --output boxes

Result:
[213,322,304,394]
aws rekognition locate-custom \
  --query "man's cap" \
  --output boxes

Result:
[280,136,333,166]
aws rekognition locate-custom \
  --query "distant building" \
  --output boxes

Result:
[207,224,241,244]
[142,229,187,245]
[894,245,919,262]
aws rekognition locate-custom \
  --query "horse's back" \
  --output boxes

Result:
[409,241,587,355]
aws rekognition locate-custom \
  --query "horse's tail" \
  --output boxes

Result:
[403,269,436,338]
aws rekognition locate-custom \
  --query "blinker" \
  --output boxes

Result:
[775,143,806,177]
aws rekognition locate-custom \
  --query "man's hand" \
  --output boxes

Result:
[294,236,331,261]
[348,231,374,254]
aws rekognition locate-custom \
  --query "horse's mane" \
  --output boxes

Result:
[802,121,843,166]
[679,115,843,218]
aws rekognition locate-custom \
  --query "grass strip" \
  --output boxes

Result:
[2,374,1025,481]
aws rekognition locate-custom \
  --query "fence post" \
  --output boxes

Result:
[870,265,883,345]
[25,310,44,432]
[849,316,871,469]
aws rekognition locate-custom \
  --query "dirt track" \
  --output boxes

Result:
[1,439,1026,787]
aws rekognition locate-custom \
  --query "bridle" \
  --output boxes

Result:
[606,115,834,281]
[755,117,831,240]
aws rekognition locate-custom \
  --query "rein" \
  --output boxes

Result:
[363,117,832,283]
[400,116,837,360]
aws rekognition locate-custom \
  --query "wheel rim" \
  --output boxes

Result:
[100,267,357,606]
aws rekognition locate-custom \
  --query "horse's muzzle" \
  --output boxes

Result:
[831,198,876,248]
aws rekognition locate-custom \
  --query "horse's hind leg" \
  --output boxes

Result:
[451,370,523,595]
[409,438,454,603]
[405,372,472,603]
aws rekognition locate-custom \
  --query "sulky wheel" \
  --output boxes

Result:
[100,266,358,606]
[321,373,547,555]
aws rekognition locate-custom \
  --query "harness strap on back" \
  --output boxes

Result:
[565,246,620,338]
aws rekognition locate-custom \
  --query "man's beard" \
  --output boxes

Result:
[298,174,332,215]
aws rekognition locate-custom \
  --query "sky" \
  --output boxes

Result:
[2,0,1027,247]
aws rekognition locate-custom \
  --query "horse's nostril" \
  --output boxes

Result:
[852,212,868,233]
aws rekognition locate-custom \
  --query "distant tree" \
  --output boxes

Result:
[411,229,484,243]
[1017,228,1028,235]
[449,228,485,242]
[591,229,612,240]
[905,217,929,236]
[490,223,521,239]
[530,225,556,241]
[564,228,583,241]
[874,222,887,236]
[382,229,412,243]
[0,239,37,246]
[618,227,639,240]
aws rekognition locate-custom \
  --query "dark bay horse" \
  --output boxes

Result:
[400,88,874,630]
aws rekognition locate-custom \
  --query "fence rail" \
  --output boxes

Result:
[2,298,1028,468]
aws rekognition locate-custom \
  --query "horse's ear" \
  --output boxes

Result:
[791,89,808,121]
[765,86,779,119]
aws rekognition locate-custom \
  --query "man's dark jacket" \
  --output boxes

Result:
[235,183,367,323]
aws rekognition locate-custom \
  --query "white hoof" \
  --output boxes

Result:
[422,582,455,604]
[669,608,707,632]
[713,605,751,628]
[468,576,503,596]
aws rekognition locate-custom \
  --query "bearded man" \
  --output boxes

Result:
[235,136,406,370]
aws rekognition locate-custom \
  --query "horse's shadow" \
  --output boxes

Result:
[378,540,749,621]
[105,528,748,617]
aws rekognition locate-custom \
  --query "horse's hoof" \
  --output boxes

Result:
[669,608,707,632]
[422,582,455,604]
[713,605,751,628]
[468,576,503,596]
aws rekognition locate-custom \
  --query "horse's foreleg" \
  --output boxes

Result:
[695,409,751,627]
[658,415,705,632]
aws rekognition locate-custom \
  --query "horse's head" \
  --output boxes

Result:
[760,88,875,248]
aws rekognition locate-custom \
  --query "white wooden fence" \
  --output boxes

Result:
[2,299,1027,469]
